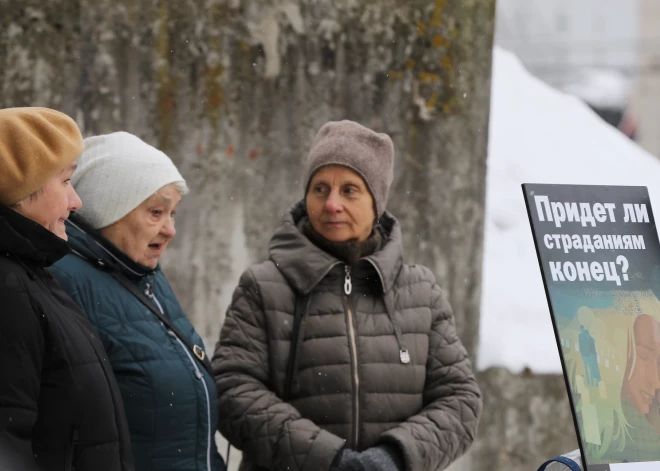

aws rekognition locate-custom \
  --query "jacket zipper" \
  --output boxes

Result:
[145,281,167,317]
[147,281,213,471]
[343,265,360,449]
[64,425,79,471]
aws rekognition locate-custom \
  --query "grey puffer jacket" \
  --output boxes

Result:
[213,202,482,471]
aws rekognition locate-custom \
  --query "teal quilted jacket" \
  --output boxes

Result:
[49,216,224,471]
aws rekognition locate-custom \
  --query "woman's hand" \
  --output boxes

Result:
[330,443,405,471]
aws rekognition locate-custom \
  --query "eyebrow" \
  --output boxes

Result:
[313,179,363,187]
[638,344,658,353]
[154,196,173,205]
[61,163,77,174]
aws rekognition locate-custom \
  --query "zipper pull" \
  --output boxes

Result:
[400,349,411,364]
[344,265,352,295]
[145,282,153,298]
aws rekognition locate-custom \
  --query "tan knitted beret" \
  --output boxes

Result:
[0,107,83,206]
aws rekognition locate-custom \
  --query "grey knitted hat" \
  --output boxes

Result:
[303,120,394,218]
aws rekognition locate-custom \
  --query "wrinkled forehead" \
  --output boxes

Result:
[309,164,367,186]
[142,183,183,206]
[59,162,78,174]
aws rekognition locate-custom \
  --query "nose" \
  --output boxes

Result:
[161,217,176,239]
[68,187,83,212]
[324,190,342,213]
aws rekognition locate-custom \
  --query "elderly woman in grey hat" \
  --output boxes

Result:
[48,132,225,471]
[213,120,482,471]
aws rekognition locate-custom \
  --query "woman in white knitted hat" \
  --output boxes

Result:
[48,132,225,471]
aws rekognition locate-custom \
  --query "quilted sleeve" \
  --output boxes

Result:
[212,268,345,471]
[0,276,43,471]
[380,282,482,471]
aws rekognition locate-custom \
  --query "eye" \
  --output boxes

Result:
[63,179,71,186]
[343,186,358,195]
[313,184,327,195]
[151,209,163,217]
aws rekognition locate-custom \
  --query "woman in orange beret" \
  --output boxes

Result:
[0,107,134,471]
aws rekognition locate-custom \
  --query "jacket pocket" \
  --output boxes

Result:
[64,425,79,471]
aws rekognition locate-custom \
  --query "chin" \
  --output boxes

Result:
[142,259,160,269]
[319,230,351,242]
[322,234,348,243]
[54,230,69,241]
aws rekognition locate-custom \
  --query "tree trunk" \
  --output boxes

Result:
[0,0,494,359]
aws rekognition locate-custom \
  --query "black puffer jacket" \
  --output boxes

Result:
[213,202,482,471]
[0,206,134,471]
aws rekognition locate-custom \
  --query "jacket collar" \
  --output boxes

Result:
[268,200,404,295]
[66,214,155,279]
[0,205,70,268]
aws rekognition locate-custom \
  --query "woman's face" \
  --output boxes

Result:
[305,165,375,243]
[99,184,181,269]
[622,314,660,415]
[12,163,82,241]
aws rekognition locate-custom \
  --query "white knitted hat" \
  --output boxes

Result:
[73,131,189,229]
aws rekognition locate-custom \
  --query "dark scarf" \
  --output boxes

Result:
[0,205,70,268]
[300,217,382,266]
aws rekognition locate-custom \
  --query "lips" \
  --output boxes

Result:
[640,390,655,403]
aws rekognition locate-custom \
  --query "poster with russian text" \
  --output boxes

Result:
[524,184,660,471]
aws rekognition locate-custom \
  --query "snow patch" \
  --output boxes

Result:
[479,48,660,374]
